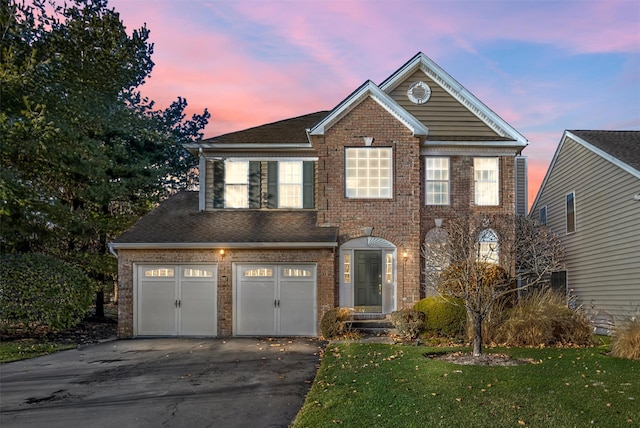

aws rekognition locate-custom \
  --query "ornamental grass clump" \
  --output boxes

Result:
[611,318,640,360]
[496,288,592,347]
[320,307,353,339]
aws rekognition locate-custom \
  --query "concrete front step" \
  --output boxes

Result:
[348,318,396,335]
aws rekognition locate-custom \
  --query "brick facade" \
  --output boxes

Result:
[313,98,423,307]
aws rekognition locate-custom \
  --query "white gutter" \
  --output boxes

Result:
[108,242,338,250]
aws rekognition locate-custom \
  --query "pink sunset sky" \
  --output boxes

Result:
[110,0,640,210]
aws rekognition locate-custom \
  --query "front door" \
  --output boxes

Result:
[354,250,382,312]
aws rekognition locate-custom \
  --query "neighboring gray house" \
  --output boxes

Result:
[530,130,640,333]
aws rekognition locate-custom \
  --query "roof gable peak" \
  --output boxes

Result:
[308,80,428,138]
[380,52,527,146]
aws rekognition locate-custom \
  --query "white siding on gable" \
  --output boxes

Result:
[531,136,640,327]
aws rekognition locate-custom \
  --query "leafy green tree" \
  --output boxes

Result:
[1,0,209,312]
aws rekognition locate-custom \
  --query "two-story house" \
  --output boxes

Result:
[110,52,528,338]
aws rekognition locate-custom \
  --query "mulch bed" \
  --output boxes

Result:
[1,308,118,346]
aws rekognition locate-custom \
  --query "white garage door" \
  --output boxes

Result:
[137,264,217,336]
[234,264,316,336]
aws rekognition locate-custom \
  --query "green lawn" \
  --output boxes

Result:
[293,343,639,427]
[0,340,75,363]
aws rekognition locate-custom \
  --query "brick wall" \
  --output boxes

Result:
[116,247,334,338]
[314,98,423,307]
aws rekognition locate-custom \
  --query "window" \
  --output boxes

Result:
[550,270,567,293]
[267,161,314,209]
[566,192,575,234]
[345,148,392,198]
[425,157,450,205]
[474,157,499,206]
[225,161,249,208]
[183,268,213,278]
[278,161,303,208]
[283,268,312,277]
[343,254,351,283]
[243,268,273,277]
[539,206,547,226]
[145,268,174,277]
[477,229,498,264]
[385,254,393,283]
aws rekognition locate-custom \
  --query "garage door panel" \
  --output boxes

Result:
[279,280,315,335]
[235,264,316,337]
[180,281,217,335]
[138,279,176,335]
[237,280,276,335]
[137,264,217,337]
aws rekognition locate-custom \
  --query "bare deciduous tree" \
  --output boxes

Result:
[422,214,565,356]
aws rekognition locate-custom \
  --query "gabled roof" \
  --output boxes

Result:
[530,130,640,211]
[307,80,429,138]
[110,191,338,249]
[185,111,329,154]
[380,52,528,147]
[569,130,640,173]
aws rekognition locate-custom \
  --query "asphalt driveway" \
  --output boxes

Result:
[0,338,324,428]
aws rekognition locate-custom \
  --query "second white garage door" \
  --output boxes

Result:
[234,264,317,336]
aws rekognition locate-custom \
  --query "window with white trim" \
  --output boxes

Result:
[345,148,392,198]
[343,254,351,283]
[279,161,303,208]
[225,161,249,208]
[425,157,450,205]
[385,254,393,283]
[566,192,575,234]
[477,229,498,264]
[474,157,499,206]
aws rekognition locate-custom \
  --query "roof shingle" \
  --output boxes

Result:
[112,191,338,247]
[570,130,640,172]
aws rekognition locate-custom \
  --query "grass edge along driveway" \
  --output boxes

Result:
[293,343,639,428]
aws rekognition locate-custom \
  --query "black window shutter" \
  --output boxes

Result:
[267,161,278,208]
[303,161,314,209]
[212,160,224,209]
[248,161,261,208]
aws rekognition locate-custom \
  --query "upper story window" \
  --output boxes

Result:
[278,161,303,208]
[213,159,312,209]
[474,157,499,206]
[345,147,392,199]
[425,157,450,205]
[267,161,314,209]
[225,161,249,208]
[566,192,576,234]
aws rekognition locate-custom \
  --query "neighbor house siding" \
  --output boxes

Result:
[389,70,502,139]
[531,137,640,325]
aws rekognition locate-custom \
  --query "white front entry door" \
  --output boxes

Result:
[137,265,217,336]
[234,264,316,336]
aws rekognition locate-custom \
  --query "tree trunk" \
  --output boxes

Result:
[472,316,483,356]
[95,290,105,318]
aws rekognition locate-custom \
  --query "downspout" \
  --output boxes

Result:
[108,242,118,259]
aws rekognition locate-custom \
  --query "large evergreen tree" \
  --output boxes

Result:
[1,0,209,306]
